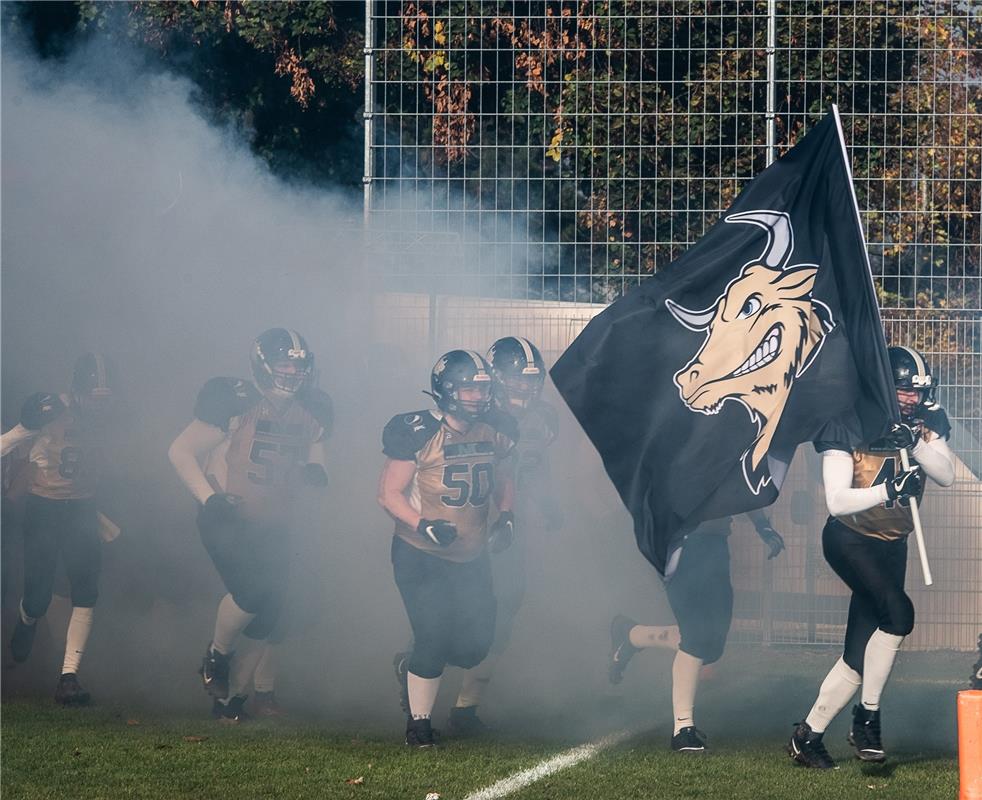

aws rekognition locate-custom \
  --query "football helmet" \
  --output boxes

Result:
[888,345,936,419]
[71,353,114,413]
[251,328,313,400]
[487,336,545,410]
[429,350,493,422]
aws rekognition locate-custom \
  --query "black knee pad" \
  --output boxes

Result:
[70,587,98,609]
[22,594,53,621]
[882,594,915,637]
[408,651,445,679]
[681,639,725,666]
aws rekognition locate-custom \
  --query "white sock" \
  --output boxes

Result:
[228,636,265,699]
[629,624,681,651]
[862,629,904,711]
[211,594,255,655]
[407,671,441,720]
[19,599,37,626]
[253,643,277,693]
[456,656,497,708]
[805,657,862,733]
[62,606,94,675]
[672,650,703,734]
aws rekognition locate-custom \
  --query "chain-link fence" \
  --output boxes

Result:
[365,1,982,649]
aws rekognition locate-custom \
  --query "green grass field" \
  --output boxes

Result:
[2,646,965,800]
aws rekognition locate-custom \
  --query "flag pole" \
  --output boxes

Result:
[899,447,933,586]
[831,104,934,586]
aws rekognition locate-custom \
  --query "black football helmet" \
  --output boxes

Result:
[487,336,546,410]
[251,328,313,400]
[429,350,493,422]
[888,345,936,419]
[71,353,114,413]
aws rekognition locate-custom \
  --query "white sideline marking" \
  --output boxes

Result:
[462,728,634,800]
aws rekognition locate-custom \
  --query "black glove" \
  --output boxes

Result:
[885,466,922,502]
[20,392,65,431]
[198,493,242,528]
[489,511,515,554]
[417,518,457,547]
[755,523,785,560]
[971,633,982,691]
[870,421,922,452]
[302,463,329,488]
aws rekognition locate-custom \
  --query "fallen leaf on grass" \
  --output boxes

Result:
[344,776,365,785]
[425,793,441,800]
[126,719,141,726]
[183,736,209,743]
[154,744,171,750]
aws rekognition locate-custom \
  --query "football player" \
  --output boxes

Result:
[607,510,786,753]
[379,350,517,748]
[168,328,332,722]
[448,336,559,734]
[788,345,955,769]
[0,354,116,705]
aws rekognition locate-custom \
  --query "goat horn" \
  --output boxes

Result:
[724,210,793,269]
[665,297,716,331]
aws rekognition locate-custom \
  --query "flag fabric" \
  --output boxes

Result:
[550,106,899,575]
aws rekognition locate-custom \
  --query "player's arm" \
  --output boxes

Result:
[168,420,226,505]
[823,449,901,516]
[911,412,955,487]
[377,457,421,529]
[301,388,333,487]
[1,425,36,458]
[746,509,785,559]
[494,455,515,514]
[303,440,329,487]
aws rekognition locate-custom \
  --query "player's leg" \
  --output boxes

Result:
[452,544,520,730]
[608,614,681,685]
[197,513,258,699]
[392,537,451,747]
[447,551,497,735]
[56,499,101,705]
[664,534,732,753]
[12,495,61,663]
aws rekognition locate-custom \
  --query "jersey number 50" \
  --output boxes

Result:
[441,463,493,508]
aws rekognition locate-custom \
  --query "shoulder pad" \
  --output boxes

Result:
[382,410,440,461]
[194,378,260,432]
[298,388,334,438]
[920,405,951,441]
[486,407,520,445]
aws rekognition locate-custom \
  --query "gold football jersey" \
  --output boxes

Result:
[837,431,937,541]
[513,400,558,485]
[28,396,102,500]
[383,409,518,562]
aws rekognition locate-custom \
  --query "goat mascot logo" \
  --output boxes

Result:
[665,210,836,494]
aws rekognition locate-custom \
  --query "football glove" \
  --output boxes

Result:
[755,523,785,560]
[872,421,922,452]
[489,511,515,554]
[302,463,329,488]
[885,466,923,502]
[198,492,242,528]
[21,392,65,431]
[417,518,457,548]
[971,633,982,691]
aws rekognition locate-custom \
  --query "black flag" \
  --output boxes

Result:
[551,107,899,575]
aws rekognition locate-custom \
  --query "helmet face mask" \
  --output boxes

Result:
[487,336,546,410]
[888,345,936,420]
[430,350,493,422]
[252,329,313,401]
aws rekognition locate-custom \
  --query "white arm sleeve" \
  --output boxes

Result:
[167,420,227,505]
[912,435,955,487]
[307,439,327,467]
[822,449,889,517]
[1,424,37,457]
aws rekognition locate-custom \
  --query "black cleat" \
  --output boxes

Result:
[199,645,231,698]
[10,618,37,663]
[608,614,640,685]
[253,690,287,718]
[405,716,437,748]
[212,695,251,724]
[849,705,886,762]
[393,651,410,714]
[970,633,982,690]
[671,726,708,753]
[788,721,837,769]
[54,673,91,706]
[447,705,490,736]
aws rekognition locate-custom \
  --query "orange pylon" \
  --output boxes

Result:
[960,690,982,800]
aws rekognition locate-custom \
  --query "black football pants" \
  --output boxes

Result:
[392,535,496,679]
[664,532,733,665]
[21,494,101,618]
[198,511,288,641]
[822,517,914,674]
